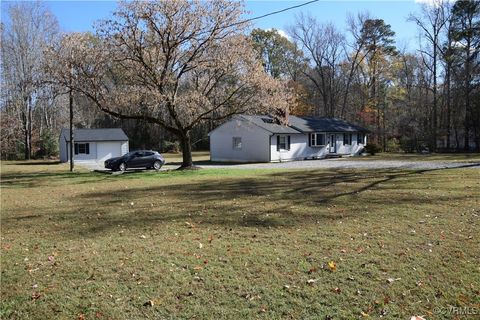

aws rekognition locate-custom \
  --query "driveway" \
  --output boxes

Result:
[163,158,480,171]
[78,158,479,172]
[75,160,106,171]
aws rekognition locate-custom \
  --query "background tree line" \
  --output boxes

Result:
[1,0,479,162]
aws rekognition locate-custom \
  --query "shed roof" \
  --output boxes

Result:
[60,128,129,142]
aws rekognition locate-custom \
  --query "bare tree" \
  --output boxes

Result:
[341,12,371,118]
[45,1,291,168]
[1,1,59,159]
[409,0,448,150]
[289,14,346,117]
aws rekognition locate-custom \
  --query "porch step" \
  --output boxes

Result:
[325,154,343,159]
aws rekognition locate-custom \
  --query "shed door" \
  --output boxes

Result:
[96,142,122,162]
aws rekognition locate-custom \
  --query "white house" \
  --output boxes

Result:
[209,115,369,162]
[59,128,129,163]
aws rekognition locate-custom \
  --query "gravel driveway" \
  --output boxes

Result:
[163,158,480,171]
[78,158,479,172]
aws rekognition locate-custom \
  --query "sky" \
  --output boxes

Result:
[1,0,428,52]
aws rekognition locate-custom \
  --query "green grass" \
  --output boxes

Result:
[1,160,479,319]
[163,151,211,165]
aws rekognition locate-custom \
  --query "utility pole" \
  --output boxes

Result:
[69,72,74,172]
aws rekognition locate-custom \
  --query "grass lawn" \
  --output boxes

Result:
[163,151,211,165]
[1,160,479,319]
[346,152,480,163]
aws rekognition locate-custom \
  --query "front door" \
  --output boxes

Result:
[329,134,336,153]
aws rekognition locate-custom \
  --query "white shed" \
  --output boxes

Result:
[59,128,129,163]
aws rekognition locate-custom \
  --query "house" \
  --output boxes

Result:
[208,115,369,162]
[59,128,129,163]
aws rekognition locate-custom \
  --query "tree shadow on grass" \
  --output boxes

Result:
[12,164,473,239]
[7,160,61,166]
[0,171,108,189]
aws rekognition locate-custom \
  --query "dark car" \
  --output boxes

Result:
[104,150,165,172]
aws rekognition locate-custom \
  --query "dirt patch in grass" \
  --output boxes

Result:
[1,162,479,319]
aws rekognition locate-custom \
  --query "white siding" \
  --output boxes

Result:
[336,133,366,155]
[60,140,129,163]
[270,134,328,162]
[59,137,68,162]
[209,119,270,162]
[96,141,123,162]
[270,132,367,161]
[121,141,129,155]
[70,141,97,161]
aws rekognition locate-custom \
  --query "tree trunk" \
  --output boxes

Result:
[179,131,194,169]
[69,88,74,172]
[446,62,451,150]
[28,95,33,159]
[23,111,30,160]
[23,95,31,160]
[432,33,437,152]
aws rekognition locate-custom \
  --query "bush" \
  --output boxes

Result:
[35,130,58,158]
[364,143,382,155]
[386,138,402,152]
[162,140,180,153]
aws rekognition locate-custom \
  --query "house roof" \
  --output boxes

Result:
[238,115,301,134]
[288,116,370,133]
[60,128,129,142]
[237,115,369,134]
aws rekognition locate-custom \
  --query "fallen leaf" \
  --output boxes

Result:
[332,287,341,293]
[410,317,425,320]
[31,292,41,300]
[306,279,317,285]
[143,300,154,307]
[328,261,337,272]
[387,277,401,284]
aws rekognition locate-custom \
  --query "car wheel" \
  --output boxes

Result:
[118,162,127,173]
[153,160,162,171]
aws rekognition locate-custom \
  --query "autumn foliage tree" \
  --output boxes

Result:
[45,0,291,168]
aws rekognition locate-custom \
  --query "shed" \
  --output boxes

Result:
[59,128,129,163]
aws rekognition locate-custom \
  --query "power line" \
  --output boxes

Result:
[232,0,320,27]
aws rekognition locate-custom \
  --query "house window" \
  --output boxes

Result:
[232,137,242,150]
[74,143,90,155]
[310,133,326,147]
[343,133,352,145]
[357,133,364,144]
[277,135,290,151]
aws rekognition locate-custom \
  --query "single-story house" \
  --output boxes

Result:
[209,115,369,162]
[59,128,129,163]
